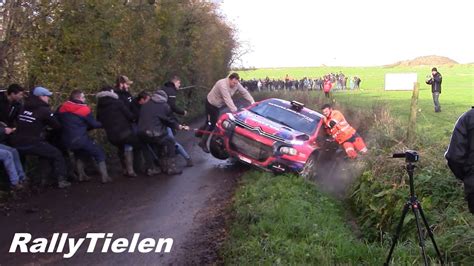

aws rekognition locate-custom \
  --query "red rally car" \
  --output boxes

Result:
[208,98,331,179]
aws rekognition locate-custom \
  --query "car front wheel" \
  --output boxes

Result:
[300,153,319,181]
[209,133,230,160]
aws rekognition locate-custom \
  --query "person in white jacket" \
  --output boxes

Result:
[198,73,255,153]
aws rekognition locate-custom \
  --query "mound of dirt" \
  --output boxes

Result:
[386,55,458,67]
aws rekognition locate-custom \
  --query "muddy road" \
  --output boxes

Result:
[0,120,247,265]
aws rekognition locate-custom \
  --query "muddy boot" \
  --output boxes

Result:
[98,161,112,183]
[57,176,71,189]
[76,159,91,182]
[185,158,193,167]
[124,150,137,177]
[163,157,182,175]
[146,167,161,176]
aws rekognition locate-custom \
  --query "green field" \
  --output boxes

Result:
[223,64,474,264]
[241,64,473,147]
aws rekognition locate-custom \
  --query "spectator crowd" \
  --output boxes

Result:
[241,72,361,92]
[0,75,192,191]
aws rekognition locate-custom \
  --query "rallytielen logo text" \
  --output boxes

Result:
[9,233,173,258]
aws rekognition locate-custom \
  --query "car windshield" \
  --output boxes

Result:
[248,100,320,135]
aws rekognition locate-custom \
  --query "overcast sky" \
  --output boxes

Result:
[218,0,474,67]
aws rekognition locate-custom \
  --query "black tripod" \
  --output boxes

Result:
[385,152,443,266]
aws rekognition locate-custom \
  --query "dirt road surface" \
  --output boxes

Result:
[0,120,246,265]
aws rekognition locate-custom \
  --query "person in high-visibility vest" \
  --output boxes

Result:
[321,103,367,159]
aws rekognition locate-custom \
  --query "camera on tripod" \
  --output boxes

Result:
[385,149,443,266]
[392,150,419,163]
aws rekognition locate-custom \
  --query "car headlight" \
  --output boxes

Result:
[280,146,298,156]
[222,119,232,129]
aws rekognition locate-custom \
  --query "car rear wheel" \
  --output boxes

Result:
[209,133,229,160]
[301,153,319,181]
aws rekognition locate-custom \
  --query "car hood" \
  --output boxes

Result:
[234,110,307,142]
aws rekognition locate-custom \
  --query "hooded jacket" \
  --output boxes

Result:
[96,90,135,145]
[445,107,474,179]
[57,100,102,149]
[9,96,61,147]
[138,90,179,138]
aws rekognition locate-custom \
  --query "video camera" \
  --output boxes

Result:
[392,150,419,163]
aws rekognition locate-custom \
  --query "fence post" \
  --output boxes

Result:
[407,82,419,143]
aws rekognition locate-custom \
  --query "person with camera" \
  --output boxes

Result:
[197,73,255,153]
[445,107,474,214]
[426,67,442,112]
[321,103,367,159]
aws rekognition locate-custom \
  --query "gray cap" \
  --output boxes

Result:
[33,86,53,97]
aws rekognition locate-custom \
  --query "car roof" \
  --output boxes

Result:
[261,98,324,118]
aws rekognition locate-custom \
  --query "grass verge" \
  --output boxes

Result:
[222,171,430,265]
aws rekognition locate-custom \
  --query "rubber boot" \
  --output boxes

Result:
[146,167,161,176]
[76,159,91,182]
[57,176,71,189]
[185,158,193,167]
[98,161,112,183]
[124,150,137,177]
[163,157,182,175]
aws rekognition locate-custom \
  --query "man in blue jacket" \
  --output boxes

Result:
[58,90,111,183]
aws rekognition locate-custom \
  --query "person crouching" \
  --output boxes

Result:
[138,90,189,175]
[58,90,111,183]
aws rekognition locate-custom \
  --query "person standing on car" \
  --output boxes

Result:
[426,67,442,112]
[9,86,71,188]
[198,73,255,153]
[445,107,474,214]
[161,76,193,166]
[321,103,367,159]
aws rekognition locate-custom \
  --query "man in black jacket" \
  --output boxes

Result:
[96,86,139,177]
[58,90,111,183]
[161,76,193,167]
[138,90,189,175]
[115,75,135,113]
[445,107,474,214]
[9,87,71,188]
[426,67,442,112]
[0,83,25,127]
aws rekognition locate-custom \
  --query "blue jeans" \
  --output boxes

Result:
[0,144,25,185]
[167,127,190,160]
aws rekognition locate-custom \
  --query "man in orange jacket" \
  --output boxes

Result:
[321,104,367,159]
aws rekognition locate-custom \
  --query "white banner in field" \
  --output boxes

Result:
[384,73,418,91]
